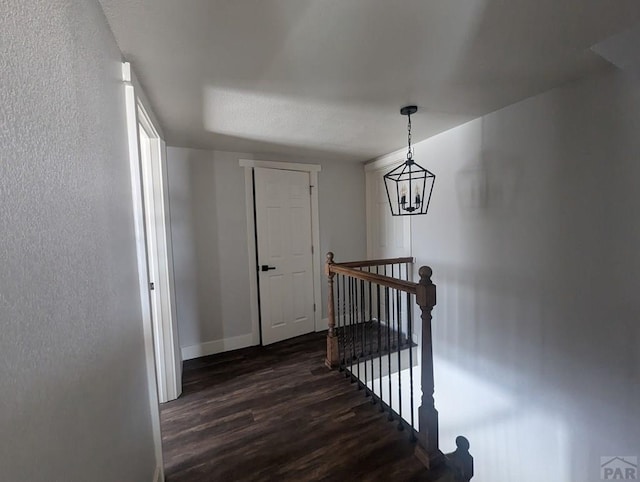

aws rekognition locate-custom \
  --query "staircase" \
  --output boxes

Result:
[325,253,474,482]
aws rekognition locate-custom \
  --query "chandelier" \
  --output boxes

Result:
[383,106,435,216]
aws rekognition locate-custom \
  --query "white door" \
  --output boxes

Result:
[254,167,315,345]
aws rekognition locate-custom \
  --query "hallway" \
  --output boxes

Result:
[160,332,449,481]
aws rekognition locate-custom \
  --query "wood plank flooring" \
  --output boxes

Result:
[160,332,453,481]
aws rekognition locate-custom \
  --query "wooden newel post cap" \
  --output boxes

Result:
[418,266,433,283]
[326,252,335,277]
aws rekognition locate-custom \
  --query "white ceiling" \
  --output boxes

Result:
[100,0,640,162]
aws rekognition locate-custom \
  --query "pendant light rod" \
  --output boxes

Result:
[400,106,418,163]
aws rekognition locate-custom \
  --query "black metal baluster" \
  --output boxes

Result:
[391,263,396,352]
[341,275,346,372]
[408,291,416,442]
[376,266,383,411]
[386,285,393,421]
[352,277,357,383]
[360,279,365,357]
[382,265,387,412]
[355,276,360,386]
[336,274,341,371]
[343,274,348,372]
[361,279,367,394]
[396,288,404,431]
[348,277,354,380]
[368,269,374,401]
[341,274,347,372]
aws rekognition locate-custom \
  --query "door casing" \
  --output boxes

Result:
[240,159,323,345]
[254,167,315,345]
[124,61,182,410]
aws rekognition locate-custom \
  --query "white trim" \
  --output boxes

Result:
[137,102,182,403]
[239,158,321,172]
[123,62,165,482]
[153,464,163,482]
[317,317,329,332]
[122,62,132,82]
[182,334,255,360]
[137,102,160,137]
[243,167,261,346]
[310,171,322,332]
[127,66,166,140]
[240,159,322,344]
[364,149,405,172]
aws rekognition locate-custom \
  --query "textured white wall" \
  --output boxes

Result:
[373,70,640,482]
[167,148,253,347]
[0,1,157,481]
[166,148,366,350]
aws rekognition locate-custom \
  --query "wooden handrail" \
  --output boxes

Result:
[335,256,414,268]
[325,252,471,477]
[329,264,418,294]
[325,252,419,370]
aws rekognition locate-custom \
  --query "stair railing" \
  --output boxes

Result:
[325,252,473,480]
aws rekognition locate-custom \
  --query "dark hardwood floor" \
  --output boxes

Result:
[160,332,453,481]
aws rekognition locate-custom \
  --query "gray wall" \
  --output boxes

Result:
[167,148,253,347]
[318,159,368,316]
[398,70,640,481]
[0,1,157,481]
[166,148,366,351]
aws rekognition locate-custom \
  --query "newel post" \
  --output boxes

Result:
[325,252,339,369]
[414,266,445,469]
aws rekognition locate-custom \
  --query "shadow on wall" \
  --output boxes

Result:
[412,71,640,482]
[455,150,523,215]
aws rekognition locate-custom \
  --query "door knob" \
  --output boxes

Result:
[261,265,276,272]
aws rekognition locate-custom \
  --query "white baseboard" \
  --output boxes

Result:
[316,317,329,332]
[153,464,163,482]
[181,333,255,361]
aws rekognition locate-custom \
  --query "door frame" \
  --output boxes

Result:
[124,61,183,482]
[137,102,182,403]
[239,159,322,345]
[124,63,182,404]
[123,62,165,481]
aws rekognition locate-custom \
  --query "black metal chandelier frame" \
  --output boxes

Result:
[383,105,435,217]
